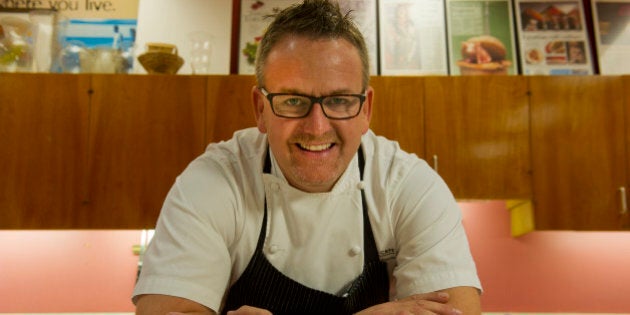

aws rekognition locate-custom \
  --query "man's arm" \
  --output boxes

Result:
[135,294,216,315]
[356,286,480,315]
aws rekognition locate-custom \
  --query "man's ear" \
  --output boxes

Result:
[252,86,267,133]
[361,86,374,134]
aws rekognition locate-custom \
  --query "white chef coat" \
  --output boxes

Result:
[132,128,481,311]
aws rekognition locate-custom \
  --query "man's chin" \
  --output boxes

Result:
[291,171,339,193]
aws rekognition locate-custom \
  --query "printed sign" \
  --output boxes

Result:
[446,0,518,75]
[514,0,594,75]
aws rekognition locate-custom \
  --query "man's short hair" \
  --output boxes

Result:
[255,0,370,89]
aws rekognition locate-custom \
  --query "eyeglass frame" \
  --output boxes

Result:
[259,87,367,120]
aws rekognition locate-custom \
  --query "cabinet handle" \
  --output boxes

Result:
[620,187,628,215]
[432,154,438,172]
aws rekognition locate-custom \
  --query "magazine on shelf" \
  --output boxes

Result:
[238,0,378,75]
[591,0,630,74]
[514,0,594,75]
[379,0,449,75]
[446,0,518,75]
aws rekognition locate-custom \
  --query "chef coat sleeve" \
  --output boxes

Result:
[390,160,482,298]
[132,157,239,312]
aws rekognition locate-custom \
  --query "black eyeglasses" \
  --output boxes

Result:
[259,88,366,120]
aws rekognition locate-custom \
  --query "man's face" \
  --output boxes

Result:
[253,35,373,193]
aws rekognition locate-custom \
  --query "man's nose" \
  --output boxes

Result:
[302,102,331,133]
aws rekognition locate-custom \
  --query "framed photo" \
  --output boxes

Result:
[238,0,378,75]
[0,8,58,72]
[591,0,630,74]
[379,0,448,75]
[238,0,296,75]
[339,0,378,75]
[445,0,518,75]
[514,0,594,75]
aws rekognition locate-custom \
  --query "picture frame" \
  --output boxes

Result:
[445,0,519,75]
[591,0,630,74]
[0,8,58,72]
[379,0,449,75]
[514,0,595,75]
[340,0,378,75]
[238,0,296,75]
[237,0,378,75]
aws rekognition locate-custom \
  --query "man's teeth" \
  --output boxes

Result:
[299,143,332,151]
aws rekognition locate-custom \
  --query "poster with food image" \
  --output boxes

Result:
[591,0,630,74]
[379,0,448,75]
[515,0,594,75]
[238,0,378,75]
[446,0,518,75]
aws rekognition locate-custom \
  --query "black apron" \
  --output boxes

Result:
[221,147,390,315]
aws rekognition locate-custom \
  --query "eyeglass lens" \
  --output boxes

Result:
[272,94,362,118]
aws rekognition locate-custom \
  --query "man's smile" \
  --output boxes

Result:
[296,143,335,152]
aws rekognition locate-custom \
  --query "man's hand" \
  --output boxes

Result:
[205,295,459,315]
[135,294,215,315]
[355,292,462,315]
[225,305,272,315]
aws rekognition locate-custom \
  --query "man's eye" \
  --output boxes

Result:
[327,97,350,105]
[283,97,307,106]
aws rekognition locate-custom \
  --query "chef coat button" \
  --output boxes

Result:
[269,244,279,254]
[273,183,280,191]
[349,246,362,256]
[357,181,365,190]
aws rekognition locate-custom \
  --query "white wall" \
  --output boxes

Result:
[134,0,232,74]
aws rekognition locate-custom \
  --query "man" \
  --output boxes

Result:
[133,1,482,314]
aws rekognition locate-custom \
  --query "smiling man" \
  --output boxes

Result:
[133,1,482,314]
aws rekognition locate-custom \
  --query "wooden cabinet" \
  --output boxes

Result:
[369,76,425,157]
[0,74,90,228]
[424,76,531,199]
[3,74,630,230]
[530,76,629,230]
[206,75,257,142]
[86,75,207,228]
[0,74,207,228]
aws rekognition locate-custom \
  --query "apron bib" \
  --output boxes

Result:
[222,147,389,315]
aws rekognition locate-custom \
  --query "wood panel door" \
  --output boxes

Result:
[0,73,91,228]
[369,76,425,157]
[530,76,627,230]
[86,75,207,228]
[424,76,531,199]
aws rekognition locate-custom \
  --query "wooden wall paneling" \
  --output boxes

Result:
[369,76,425,157]
[424,76,531,199]
[530,76,626,230]
[206,75,258,143]
[0,73,91,229]
[86,75,207,228]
